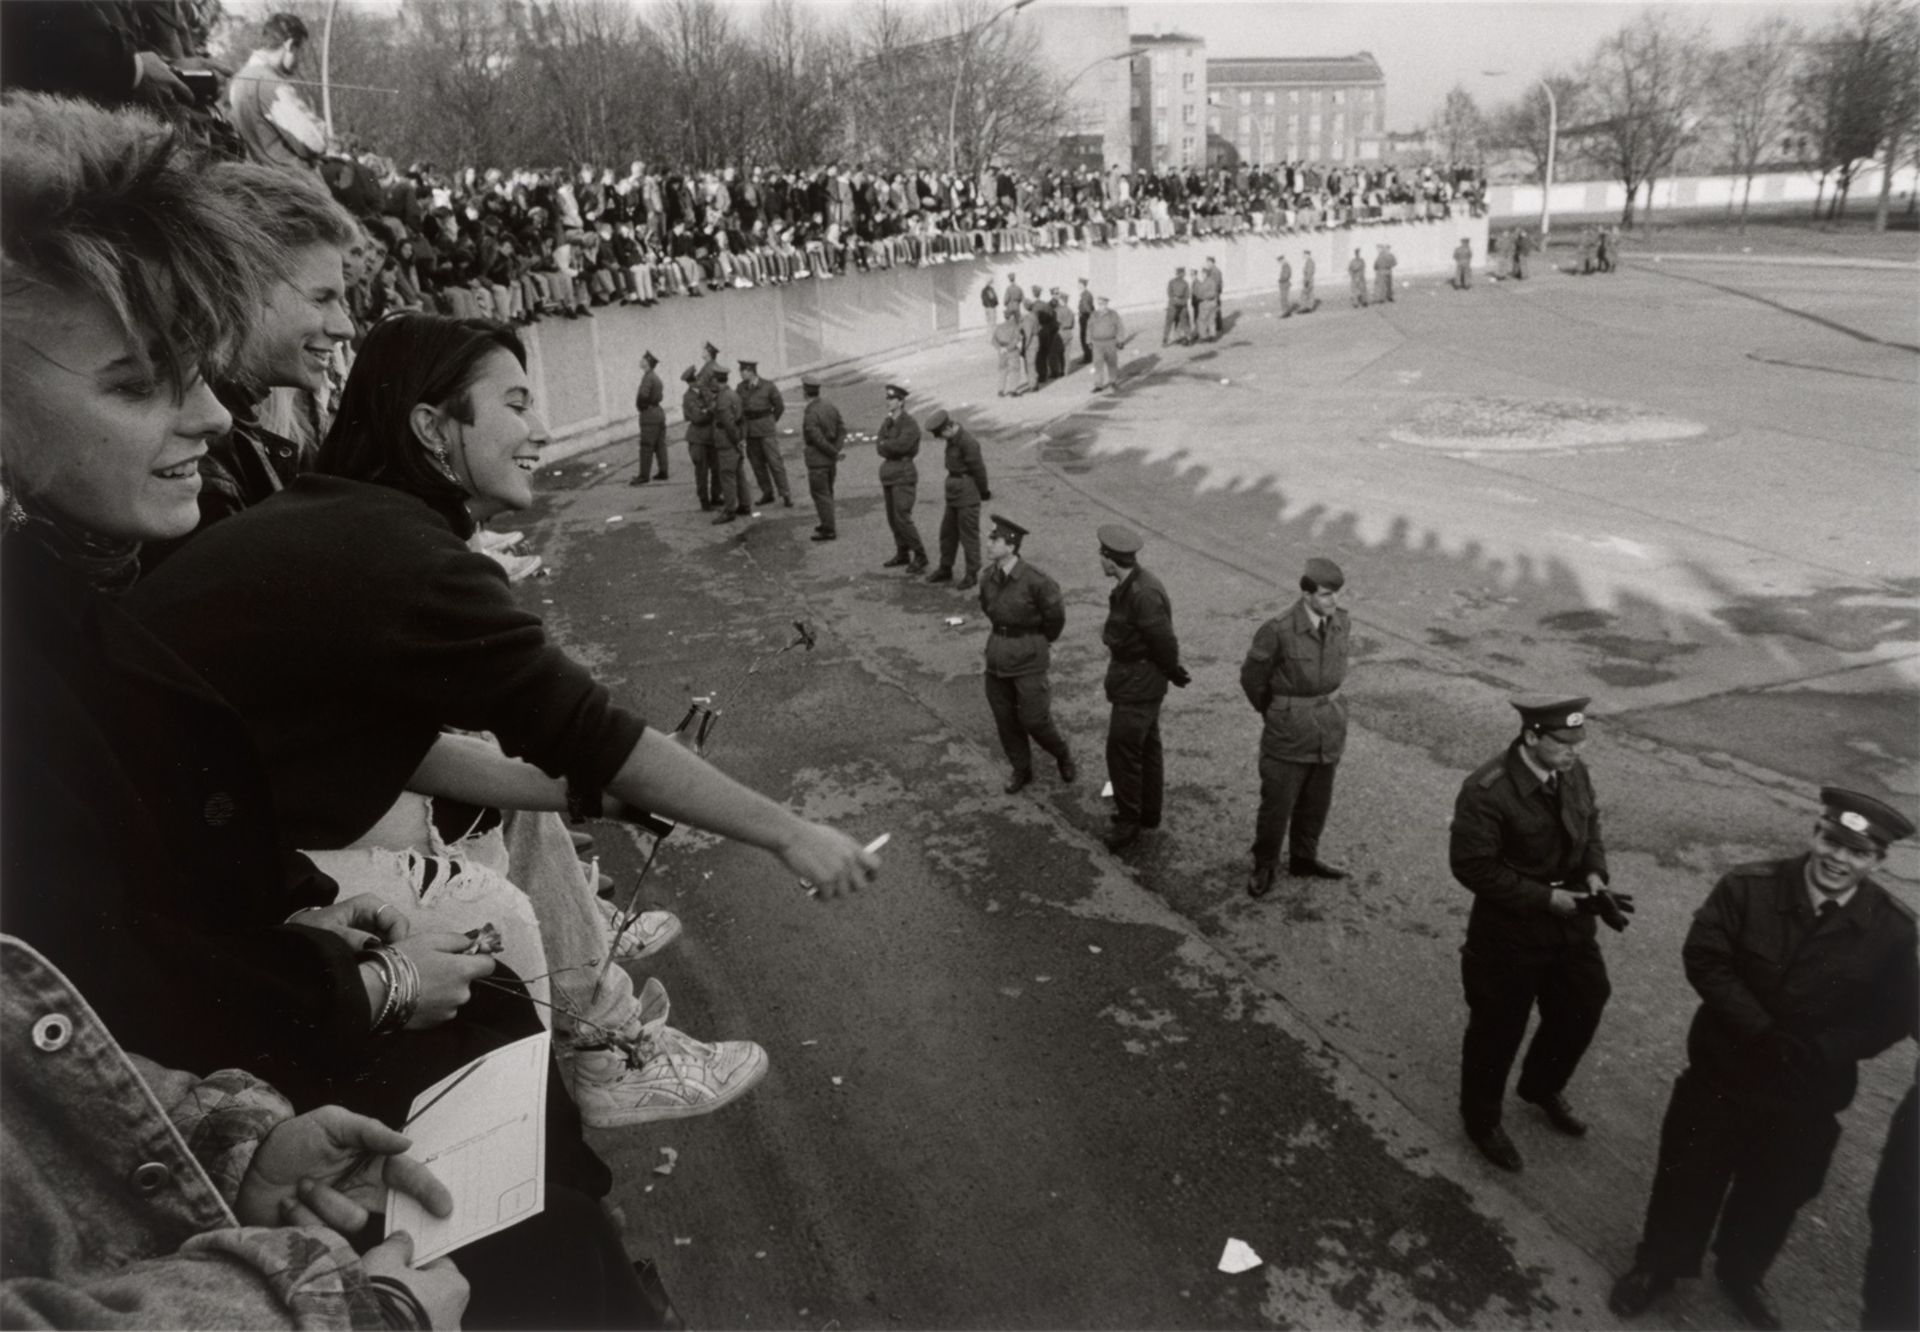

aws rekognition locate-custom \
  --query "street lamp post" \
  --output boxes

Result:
[948,0,1035,174]
[1484,69,1556,240]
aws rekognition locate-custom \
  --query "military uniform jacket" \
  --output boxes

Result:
[1681,855,1918,1112]
[1194,269,1222,300]
[1278,259,1292,285]
[1239,599,1349,763]
[1166,277,1190,307]
[941,427,990,505]
[802,398,845,467]
[634,369,665,424]
[1102,566,1181,704]
[738,378,784,440]
[1375,251,1397,273]
[991,319,1024,355]
[1087,309,1124,343]
[712,386,744,447]
[980,558,1065,677]
[682,382,715,444]
[875,410,920,485]
[1453,243,1472,265]
[1450,743,1609,956]
[1301,256,1316,288]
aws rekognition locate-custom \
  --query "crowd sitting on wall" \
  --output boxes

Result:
[329,155,1488,330]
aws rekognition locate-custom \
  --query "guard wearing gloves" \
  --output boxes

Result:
[1450,695,1628,1173]
[1098,524,1189,851]
[876,381,926,572]
[1609,789,1918,1330]
[736,358,791,508]
[980,515,1073,794]
[1239,556,1351,899]
[924,408,989,590]
[630,350,667,485]
[800,374,844,542]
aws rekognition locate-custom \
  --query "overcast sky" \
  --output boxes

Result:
[1050,0,1850,130]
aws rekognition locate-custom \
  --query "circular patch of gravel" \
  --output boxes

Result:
[1391,397,1708,452]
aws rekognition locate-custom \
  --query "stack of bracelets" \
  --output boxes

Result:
[368,1274,431,1328]
[363,943,420,1033]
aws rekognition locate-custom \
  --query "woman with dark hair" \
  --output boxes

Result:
[129,312,881,1127]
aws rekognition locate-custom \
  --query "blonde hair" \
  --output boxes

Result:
[206,160,359,277]
[1,93,277,394]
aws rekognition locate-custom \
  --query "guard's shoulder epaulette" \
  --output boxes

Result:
[1725,859,1781,879]
[1472,757,1507,789]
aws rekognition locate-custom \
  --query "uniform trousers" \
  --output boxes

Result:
[1163,304,1192,344]
[1252,755,1337,866]
[1078,311,1092,361]
[1375,272,1395,303]
[1350,274,1369,307]
[746,434,791,502]
[712,440,744,514]
[1106,699,1165,828]
[1863,1082,1918,1331]
[883,481,925,560]
[1454,262,1472,290]
[936,499,981,577]
[1091,340,1120,389]
[637,414,667,479]
[1196,297,1220,339]
[985,670,1071,776]
[1024,343,1041,391]
[807,462,837,534]
[998,348,1025,395]
[1279,281,1293,316]
[1633,1067,1842,1282]
[687,436,715,507]
[1458,938,1610,1135]
[1298,282,1318,313]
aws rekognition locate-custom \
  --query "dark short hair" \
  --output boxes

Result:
[317,313,526,538]
[1299,575,1320,593]
[263,13,309,46]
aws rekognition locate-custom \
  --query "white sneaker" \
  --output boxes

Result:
[565,1030,769,1127]
[597,899,683,960]
[473,529,525,552]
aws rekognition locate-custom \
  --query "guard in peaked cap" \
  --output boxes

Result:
[632,346,669,486]
[980,508,1073,797]
[1449,685,1615,1174]
[801,373,822,391]
[738,358,759,372]
[702,340,719,357]
[1817,786,1916,851]
[884,380,910,400]
[1301,557,1344,593]
[877,378,927,570]
[1510,695,1590,739]
[1241,553,1355,901]
[1098,517,1188,852]
[1607,781,1920,1324]
[640,349,658,365]
[988,513,1027,545]
[681,365,697,383]
[1096,524,1142,560]
[924,408,952,434]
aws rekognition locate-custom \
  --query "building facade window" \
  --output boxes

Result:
[1289,89,1299,105]
[1309,113,1322,133]
[1183,103,1196,124]
[1265,90,1276,106]
[1208,112,1220,133]
[1238,89,1251,106]
[1154,86,1167,108]
[1334,88,1345,105]
[1182,71,1194,90]
[1154,117,1167,145]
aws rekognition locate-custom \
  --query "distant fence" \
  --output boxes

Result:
[525,212,1487,460]
[1487,164,1920,224]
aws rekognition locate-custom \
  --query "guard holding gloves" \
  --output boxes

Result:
[1098,525,1188,851]
[1449,695,1627,1173]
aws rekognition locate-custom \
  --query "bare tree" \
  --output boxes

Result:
[514,0,666,166]
[1708,15,1802,231]
[1430,84,1483,161]
[751,0,847,166]
[1487,73,1583,184]
[1791,1,1914,222]
[1865,0,1920,230]
[1580,11,1713,228]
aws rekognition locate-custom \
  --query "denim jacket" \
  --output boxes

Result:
[0,935,385,1329]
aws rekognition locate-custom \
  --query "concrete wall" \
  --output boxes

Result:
[527,214,1485,457]
[1487,164,1920,223]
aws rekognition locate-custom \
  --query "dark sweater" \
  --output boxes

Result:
[127,475,645,850]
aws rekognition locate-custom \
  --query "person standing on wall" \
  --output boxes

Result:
[737,358,791,509]
[1098,525,1190,853]
[1239,557,1353,900]
[876,381,927,573]
[980,515,1074,795]
[630,349,667,486]
[923,408,989,591]
[681,364,717,511]
[801,374,845,543]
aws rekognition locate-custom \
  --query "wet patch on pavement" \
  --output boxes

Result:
[1711,581,1920,652]
[1390,396,1708,453]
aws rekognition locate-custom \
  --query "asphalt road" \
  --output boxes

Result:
[518,249,1916,1329]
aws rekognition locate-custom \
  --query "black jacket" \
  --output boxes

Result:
[0,533,367,1100]
[1102,566,1182,703]
[1682,855,1918,1111]
[1450,742,1609,956]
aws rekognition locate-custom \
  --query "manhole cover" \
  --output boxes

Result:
[1391,396,1707,452]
